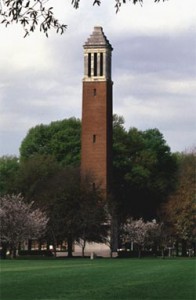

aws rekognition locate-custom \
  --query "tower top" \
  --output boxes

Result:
[84,26,113,51]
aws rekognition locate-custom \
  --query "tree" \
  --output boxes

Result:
[20,118,81,166]
[39,167,107,257]
[17,153,61,202]
[121,218,159,257]
[51,167,82,257]
[77,175,108,257]
[17,155,107,257]
[112,121,177,220]
[19,117,177,221]
[15,154,77,255]
[155,222,175,258]
[0,156,20,196]
[0,0,167,37]
[0,194,48,258]
[0,0,67,37]
[161,150,196,255]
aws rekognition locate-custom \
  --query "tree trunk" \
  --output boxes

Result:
[47,241,50,250]
[10,246,17,259]
[138,247,142,258]
[82,245,85,257]
[51,230,57,257]
[175,241,179,256]
[182,240,187,256]
[110,215,119,252]
[38,240,42,251]
[161,248,165,259]
[1,243,7,259]
[67,235,73,258]
[28,239,32,251]
[110,247,113,258]
[193,242,196,257]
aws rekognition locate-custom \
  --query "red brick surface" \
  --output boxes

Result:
[81,80,113,195]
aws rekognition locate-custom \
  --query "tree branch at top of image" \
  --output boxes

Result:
[0,0,168,37]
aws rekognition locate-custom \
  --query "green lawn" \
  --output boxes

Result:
[0,258,195,300]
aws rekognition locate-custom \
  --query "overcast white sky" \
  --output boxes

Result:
[0,0,195,156]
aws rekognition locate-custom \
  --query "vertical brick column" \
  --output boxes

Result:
[81,27,113,197]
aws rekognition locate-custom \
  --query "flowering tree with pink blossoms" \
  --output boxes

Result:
[0,194,48,258]
[122,218,159,257]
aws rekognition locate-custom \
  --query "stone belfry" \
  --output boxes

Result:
[81,26,113,196]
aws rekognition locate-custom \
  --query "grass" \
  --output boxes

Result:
[0,258,195,300]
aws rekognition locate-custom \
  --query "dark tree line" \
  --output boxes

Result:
[1,117,195,257]
[112,115,177,221]
[18,116,177,220]
[0,116,185,257]
[160,150,196,255]
[0,158,107,257]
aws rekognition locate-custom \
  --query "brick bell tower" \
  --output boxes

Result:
[81,26,113,196]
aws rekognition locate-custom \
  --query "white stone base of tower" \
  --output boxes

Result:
[74,242,117,258]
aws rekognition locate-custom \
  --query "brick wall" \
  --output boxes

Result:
[81,80,113,195]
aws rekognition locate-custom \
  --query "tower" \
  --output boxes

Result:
[81,26,113,196]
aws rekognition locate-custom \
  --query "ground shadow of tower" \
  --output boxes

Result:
[81,26,113,197]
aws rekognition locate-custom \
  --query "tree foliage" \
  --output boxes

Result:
[112,116,177,220]
[0,156,20,196]
[20,118,81,166]
[17,157,107,257]
[82,0,166,13]
[0,116,178,254]
[19,116,177,221]
[161,150,196,243]
[77,175,108,256]
[0,0,67,37]
[121,218,159,257]
[0,0,167,37]
[0,194,48,257]
[17,154,61,203]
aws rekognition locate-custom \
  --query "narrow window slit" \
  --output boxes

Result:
[93,134,96,143]
[100,53,103,76]
[88,53,91,77]
[94,53,97,76]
